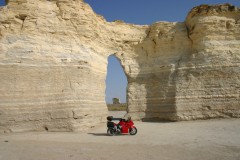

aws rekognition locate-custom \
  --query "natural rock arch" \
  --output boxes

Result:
[0,0,239,133]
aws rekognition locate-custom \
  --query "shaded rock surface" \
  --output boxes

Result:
[0,1,239,133]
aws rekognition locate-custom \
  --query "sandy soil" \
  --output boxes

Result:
[0,117,240,160]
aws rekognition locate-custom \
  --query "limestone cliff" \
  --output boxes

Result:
[0,0,147,133]
[127,4,240,121]
[177,4,240,120]
[0,1,239,133]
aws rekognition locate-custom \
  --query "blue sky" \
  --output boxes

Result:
[1,0,239,103]
[105,55,127,104]
[85,0,240,24]
[0,0,5,6]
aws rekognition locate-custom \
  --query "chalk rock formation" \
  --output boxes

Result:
[0,0,147,133]
[0,1,239,133]
[128,4,240,121]
[177,5,240,120]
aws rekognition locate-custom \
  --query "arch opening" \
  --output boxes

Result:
[105,54,128,113]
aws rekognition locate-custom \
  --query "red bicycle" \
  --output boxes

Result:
[107,116,137,136]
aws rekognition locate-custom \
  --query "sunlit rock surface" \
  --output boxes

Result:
[129,4,240,121]
[0,1,239,133]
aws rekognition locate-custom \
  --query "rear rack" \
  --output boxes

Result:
[107,116,126,121]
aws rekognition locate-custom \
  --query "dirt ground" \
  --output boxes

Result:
[0,116,240,160]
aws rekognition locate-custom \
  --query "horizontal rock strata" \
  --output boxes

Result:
[0,1,239,133]
[177,4,240,120]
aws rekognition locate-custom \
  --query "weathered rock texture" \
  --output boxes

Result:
[177,5,240,120]
[0,0,239,133]
[129,4,240,121]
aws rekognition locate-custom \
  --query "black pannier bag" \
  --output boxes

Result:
[107,121,115,128]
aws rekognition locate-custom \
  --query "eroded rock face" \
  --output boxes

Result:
[0,1,239,133]
[0,0,147,133]
[177,4,240,120]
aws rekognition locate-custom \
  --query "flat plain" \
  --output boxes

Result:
[0,115,240,160]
